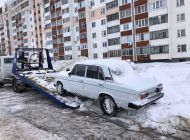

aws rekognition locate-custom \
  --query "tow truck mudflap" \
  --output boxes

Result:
[128,93,164,110]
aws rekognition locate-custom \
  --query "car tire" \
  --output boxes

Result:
[56,82,66,96]
[100,95,117,116]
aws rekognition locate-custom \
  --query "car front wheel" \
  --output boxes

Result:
[100,95,117,116]
[56,82,66,96]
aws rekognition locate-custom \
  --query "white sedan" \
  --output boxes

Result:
[55,59,164,116]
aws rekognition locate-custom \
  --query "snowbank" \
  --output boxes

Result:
[136,62,190,131]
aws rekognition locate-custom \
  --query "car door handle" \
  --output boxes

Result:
[98,84,103,87]
[78,80,83,83]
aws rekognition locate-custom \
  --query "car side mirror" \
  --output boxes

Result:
[66,68,70,72]
[68,72,73,77]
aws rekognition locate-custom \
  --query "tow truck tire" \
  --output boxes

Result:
[0,82,4,88]
[99,95,118,116]
[13,79,19,93]
[13,79,26,93]
[56,82,66,96]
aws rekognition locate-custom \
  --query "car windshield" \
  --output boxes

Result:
[109,61,138,84]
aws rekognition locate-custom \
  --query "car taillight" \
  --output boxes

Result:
[140,92,148,100]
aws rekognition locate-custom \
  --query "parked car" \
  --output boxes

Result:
[55,59,164,116]
[0,56,14,88]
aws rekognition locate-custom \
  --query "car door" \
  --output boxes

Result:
[68,64,86,96]
[83,65,105,99]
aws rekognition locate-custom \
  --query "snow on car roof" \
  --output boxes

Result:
[75,59,132,68]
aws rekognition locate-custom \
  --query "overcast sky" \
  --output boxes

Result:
[0,0,7,7]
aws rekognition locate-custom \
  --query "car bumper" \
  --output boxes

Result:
[128,92,164,110]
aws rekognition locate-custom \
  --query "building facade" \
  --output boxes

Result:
[0,0,43,56]
[0,0,190,62]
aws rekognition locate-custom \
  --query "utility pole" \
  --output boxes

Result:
[131,0,137,62]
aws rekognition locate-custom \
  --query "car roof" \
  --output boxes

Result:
[75,59,131,68]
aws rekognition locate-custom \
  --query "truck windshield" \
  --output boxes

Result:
[4,58,14,64]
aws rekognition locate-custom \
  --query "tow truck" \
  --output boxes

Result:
[12,48,80,108]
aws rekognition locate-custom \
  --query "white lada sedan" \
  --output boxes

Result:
[55,59,164,116]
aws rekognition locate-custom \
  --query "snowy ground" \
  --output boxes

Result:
[0,61,190,139]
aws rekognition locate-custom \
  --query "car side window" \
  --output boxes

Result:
[75,65,86,77]
[86,65,99,79]
[70,65,77,75]
[99,67,105,81]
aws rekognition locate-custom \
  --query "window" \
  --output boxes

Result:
[108,49,121,57]
[108,37,120,46]
[92,22,96,27]
[122,48,133,56]
[136,47,150,55]
[136,18,148,28]
[92,33,96,38]
[177,13,185,22]
[177,29,186,37]
[149,14,168,26]
[91,11,95,17]
[101,8,105,14]
[102,42,107,47]
[150,29,168,40]
[93,43,97,48]
[86,66,104,80]
[101,19,106,25]
[120,9,131,19]
[177,44,186,52]
[107,25,120,34]
[106,0,118,10]
[107,13,119,22]
[136,33,149,41]
[177,0,184,7]
[102,31,107,37]
[150,45,169,54]
[4,58,14,64]
[135,4,148,14]
[93,53,98,59]
[149,0,167,11]
[75,65,86,77]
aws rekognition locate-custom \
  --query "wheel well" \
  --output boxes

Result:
[98,93,113,100]
[98,93,118,107]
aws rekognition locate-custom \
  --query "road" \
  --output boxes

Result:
[0,86,189,140]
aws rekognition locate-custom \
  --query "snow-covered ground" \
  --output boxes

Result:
[135,62,190,133]
[0,60,190,139]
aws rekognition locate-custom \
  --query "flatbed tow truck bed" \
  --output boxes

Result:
[12,48,80,109]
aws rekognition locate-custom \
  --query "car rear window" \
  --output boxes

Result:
[86,65,105,80]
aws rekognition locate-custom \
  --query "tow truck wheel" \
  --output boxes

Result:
[0,82,4,88]
[13,79,26,93]
[56,82,66,96]
[99,95,118,116]
[13,79,19,93]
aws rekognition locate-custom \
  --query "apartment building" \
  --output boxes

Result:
[0,5,11,56]
[0,0,190,62]
[42,0,81,60]
[0,0,43,56]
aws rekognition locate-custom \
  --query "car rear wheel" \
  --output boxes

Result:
[56,82,66,96]
[100,95,117,116]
